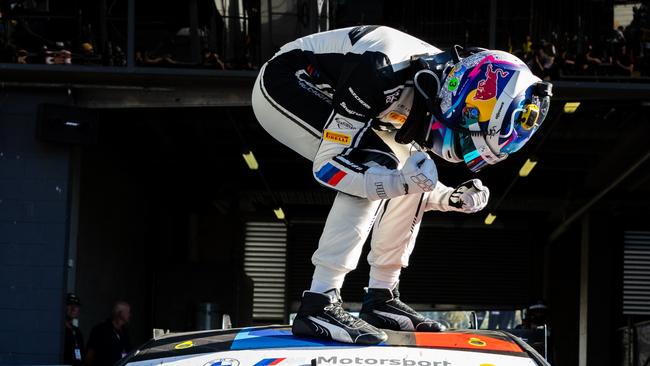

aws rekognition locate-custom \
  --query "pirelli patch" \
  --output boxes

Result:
[323,130,351,145]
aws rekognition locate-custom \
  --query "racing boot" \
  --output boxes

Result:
[292,289,388,345]
[359,285,447,332]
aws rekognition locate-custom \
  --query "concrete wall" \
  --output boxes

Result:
[0,90,71,364]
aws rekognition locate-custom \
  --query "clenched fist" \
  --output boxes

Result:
[447,179,490,213]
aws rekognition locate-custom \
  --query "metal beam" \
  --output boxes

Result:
[578,215,589,366]
[4,63,650,101]
[489,0,497,49]
[0,63,257,87]
[0,64,257,107]
[189,0,201,64]
[66,147,82,293]
[99,0,108,62]
[75,85,254,108]
[127,0,135,68]
[5,64,650,108]
[552,80,650,101]
[0,82,254,108]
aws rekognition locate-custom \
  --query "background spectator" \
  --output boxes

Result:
[85,301,132,366]
[528,41,555,81]
[613,44,634,76]
[63,293,84,366]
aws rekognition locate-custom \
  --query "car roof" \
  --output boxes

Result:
[120,325,548,366]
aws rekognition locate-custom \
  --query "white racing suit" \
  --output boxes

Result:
[252,26,467,288]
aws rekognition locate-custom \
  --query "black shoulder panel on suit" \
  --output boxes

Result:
[348,25,380,45]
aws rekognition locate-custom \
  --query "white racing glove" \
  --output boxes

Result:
[439,179,490,213]
[365,152,438,201]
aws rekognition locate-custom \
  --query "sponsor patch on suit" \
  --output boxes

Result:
[323,130,351,145]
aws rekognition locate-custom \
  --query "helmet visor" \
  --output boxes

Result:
[458,107,508,173]
[460,133,490,172]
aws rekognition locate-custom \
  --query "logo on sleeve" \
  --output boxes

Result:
[334,117,354,129]
[383,85,404,104]
[339,102,364,117]
[323,130,351,145]
[348,87,371,109]
[385,91,400,104]
[316,163,348,187]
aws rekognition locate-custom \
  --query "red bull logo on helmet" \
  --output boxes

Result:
[474,64,509,100]
[465,63,510,122]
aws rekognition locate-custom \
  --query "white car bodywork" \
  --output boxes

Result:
[129,346,537,366]
[119,326,548,366]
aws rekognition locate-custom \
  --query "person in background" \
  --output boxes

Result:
[522,35,533,61]
[85,301,132,366]
[63,293,84,366]
[581,43,603,75]
[520,300,554,363]
[613,44,634,76]
[522,301,549,329]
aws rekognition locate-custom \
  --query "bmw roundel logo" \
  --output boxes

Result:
[203,358,240,366]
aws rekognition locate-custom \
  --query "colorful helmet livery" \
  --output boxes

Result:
[433,50,552,172]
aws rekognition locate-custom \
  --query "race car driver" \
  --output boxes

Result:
[252,25,552,344]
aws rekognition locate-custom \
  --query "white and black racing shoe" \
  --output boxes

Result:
[292,289,388,345]
[359,285,447,332]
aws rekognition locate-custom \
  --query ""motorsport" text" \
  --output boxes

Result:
[315,356,451,366]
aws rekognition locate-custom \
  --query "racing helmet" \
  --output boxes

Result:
[418,49,552,172]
